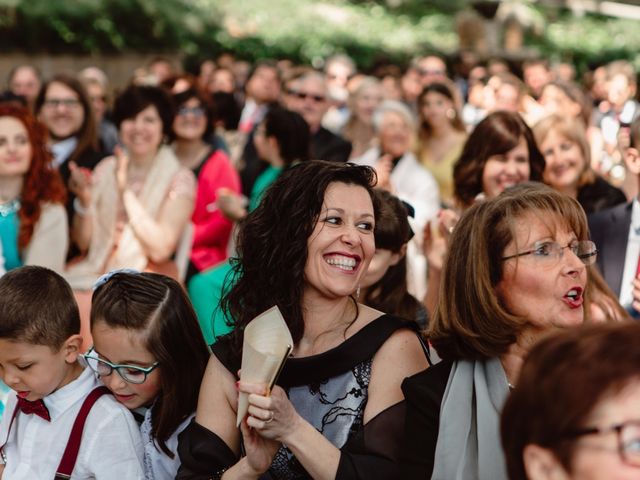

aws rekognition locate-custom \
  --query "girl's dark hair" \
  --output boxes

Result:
[222,161,379,359]
[453,110,545,208]
[34,74,98,164]
[263,106,311,165]
[90,272,209,458]
[363,189,422,323]
[171,87,214,140]
[112,85,175,137]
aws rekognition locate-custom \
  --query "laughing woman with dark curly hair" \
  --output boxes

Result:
[0,104,68,273]
[177,160,429,479]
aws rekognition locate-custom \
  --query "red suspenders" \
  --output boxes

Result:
[54,386,110,479]
[0,386,111,479]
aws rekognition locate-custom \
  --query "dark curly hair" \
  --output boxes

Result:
[453,110,545,208]
[222,160,379,357]
[0,104,66,250]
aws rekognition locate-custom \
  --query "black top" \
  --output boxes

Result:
[400,359,453,479]
[577,175,626,216]
[588,201,632,296]
[177,315,422,480]
[312,127,352,163]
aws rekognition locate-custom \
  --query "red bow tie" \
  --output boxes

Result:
[17,396,51,422]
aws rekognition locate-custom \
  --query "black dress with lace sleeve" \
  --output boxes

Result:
[176,314,422,480]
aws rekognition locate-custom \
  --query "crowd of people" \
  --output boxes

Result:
[0,50,640,479]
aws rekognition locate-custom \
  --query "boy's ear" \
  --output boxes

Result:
[624,147,640,176]
[62,334,84,363]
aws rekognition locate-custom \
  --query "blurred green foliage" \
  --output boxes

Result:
[1,0,640,72]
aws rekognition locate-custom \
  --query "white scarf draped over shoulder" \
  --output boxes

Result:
[431,357,510,480]
[65,146,181,290]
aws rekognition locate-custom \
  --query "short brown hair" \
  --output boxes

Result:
[429,182,588,361]
[501,322,640,480]
[533,114,595,188]
[453,111,545,208]
[0,266,80,348]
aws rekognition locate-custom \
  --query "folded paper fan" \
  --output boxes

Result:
[236,306,293,427]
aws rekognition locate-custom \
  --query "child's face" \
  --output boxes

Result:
[0,338,82,401]
[91,321,162,410]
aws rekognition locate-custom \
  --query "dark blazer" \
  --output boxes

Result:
[588,201,633,296]
[578,175,627,215]
[312,127,352,163]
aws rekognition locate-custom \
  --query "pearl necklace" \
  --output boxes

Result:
[0,198,20,217]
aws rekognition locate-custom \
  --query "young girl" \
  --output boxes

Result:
[360,189,427,329]
[84,271,209,479]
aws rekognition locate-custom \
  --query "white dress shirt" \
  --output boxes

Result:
[140,409,193,480]
[619,198,640,309]
[0,366,144,479]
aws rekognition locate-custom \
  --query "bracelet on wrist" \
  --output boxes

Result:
[73,197,92,216]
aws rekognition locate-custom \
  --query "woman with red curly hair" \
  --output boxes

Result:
[0,104,68,273]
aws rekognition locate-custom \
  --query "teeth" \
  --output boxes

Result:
[326,256,356,271]
[566,289,579,299]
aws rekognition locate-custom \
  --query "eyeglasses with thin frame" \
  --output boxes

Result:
[81,347,159,384]
[43,98,81,109]
[501,240,597,266]
[177,105,206,117]
[563,420,640,467]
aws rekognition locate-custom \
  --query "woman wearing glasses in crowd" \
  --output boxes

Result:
[501,322,640,480]
[171,87,241,281]
[402,183,596,479]
[34,75,106,251]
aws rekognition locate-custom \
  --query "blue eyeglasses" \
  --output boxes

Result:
[81,347,159,384]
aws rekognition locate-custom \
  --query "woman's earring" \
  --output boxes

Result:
[356,285,361,301]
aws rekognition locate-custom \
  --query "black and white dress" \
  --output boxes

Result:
[176,314,424,479]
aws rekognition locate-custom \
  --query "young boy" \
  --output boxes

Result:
[0,266,144,479]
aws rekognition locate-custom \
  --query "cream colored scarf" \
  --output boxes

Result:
[65,146,181,290]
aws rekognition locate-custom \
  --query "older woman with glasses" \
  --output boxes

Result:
[402,182,596,479]
[501,322,640,480]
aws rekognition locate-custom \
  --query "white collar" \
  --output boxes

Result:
[43,366,98,420]
[50,137,79,169]
[631,198,640,236]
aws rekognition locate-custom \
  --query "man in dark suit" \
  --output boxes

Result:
[283,71,352,163]
[588,119,640,314]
